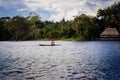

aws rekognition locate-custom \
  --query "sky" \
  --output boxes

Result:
[0,0,119,21]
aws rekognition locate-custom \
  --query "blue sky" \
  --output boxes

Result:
[0,0,119,21]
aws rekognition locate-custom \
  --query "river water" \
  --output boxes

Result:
[0,41,120,80]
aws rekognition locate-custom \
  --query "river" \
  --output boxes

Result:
[0,41,120,80]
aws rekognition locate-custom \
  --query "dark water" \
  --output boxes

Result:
[0,41,120,80]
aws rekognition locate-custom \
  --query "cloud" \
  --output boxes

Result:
[0,0,119,21]
[23,0,119,21]
[23,0,87,21]
[17,8,27,12]
[49,8,86,22]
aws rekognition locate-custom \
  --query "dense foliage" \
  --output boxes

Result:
[0,2,120,41]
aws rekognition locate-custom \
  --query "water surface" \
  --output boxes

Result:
[0,41,120,80]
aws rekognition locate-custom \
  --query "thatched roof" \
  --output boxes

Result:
[100,28,120,37]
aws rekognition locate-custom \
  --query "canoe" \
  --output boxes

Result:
[39,44,60,46]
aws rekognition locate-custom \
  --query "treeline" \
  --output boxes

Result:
[0,2,120,41]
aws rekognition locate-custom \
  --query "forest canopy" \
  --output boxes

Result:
[0,2,120,41]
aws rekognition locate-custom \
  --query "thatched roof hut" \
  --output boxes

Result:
[100,28,120,38]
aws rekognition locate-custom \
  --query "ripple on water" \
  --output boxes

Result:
[0,41,120,80]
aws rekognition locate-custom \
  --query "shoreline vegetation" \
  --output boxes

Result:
[0,2,120,41]
[1,38,120,42]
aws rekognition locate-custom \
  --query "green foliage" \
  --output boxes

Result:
[61,21,75,38]
[97,2,120,30]
[47,30,60,39]
[4,16,31,40]
[30,16,40,22]
[74,14,97,40]
[0,19,6,40]
[0,2,119,41]
[35,20,44,29]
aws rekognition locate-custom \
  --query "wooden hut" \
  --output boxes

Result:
[100,28,120,40]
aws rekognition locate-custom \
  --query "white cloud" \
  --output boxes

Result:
[22,0,119,21]
[49,8,86,22]
[17,8,27,12]
[0,0,119,21]
[23,0,87,21]
[49,12,65,22]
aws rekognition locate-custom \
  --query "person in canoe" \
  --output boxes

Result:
[51,40,55,46]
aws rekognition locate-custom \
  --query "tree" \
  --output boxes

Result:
[4,16,31,40]
[0,19,6,40]
[61,21,76,38]
[47,30,60,39]
[97,2,120,31]
[74,14,97,40]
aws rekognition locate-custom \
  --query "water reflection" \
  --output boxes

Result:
[0,41,120,80]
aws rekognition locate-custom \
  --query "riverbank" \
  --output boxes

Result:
[0,37,120,41]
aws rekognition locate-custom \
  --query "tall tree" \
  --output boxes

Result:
[97,2,120,31]
[5,16,31,40]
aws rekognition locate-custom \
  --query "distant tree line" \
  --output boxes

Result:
[0,2,120,41]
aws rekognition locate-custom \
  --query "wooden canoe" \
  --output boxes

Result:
[39,44,60,46]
